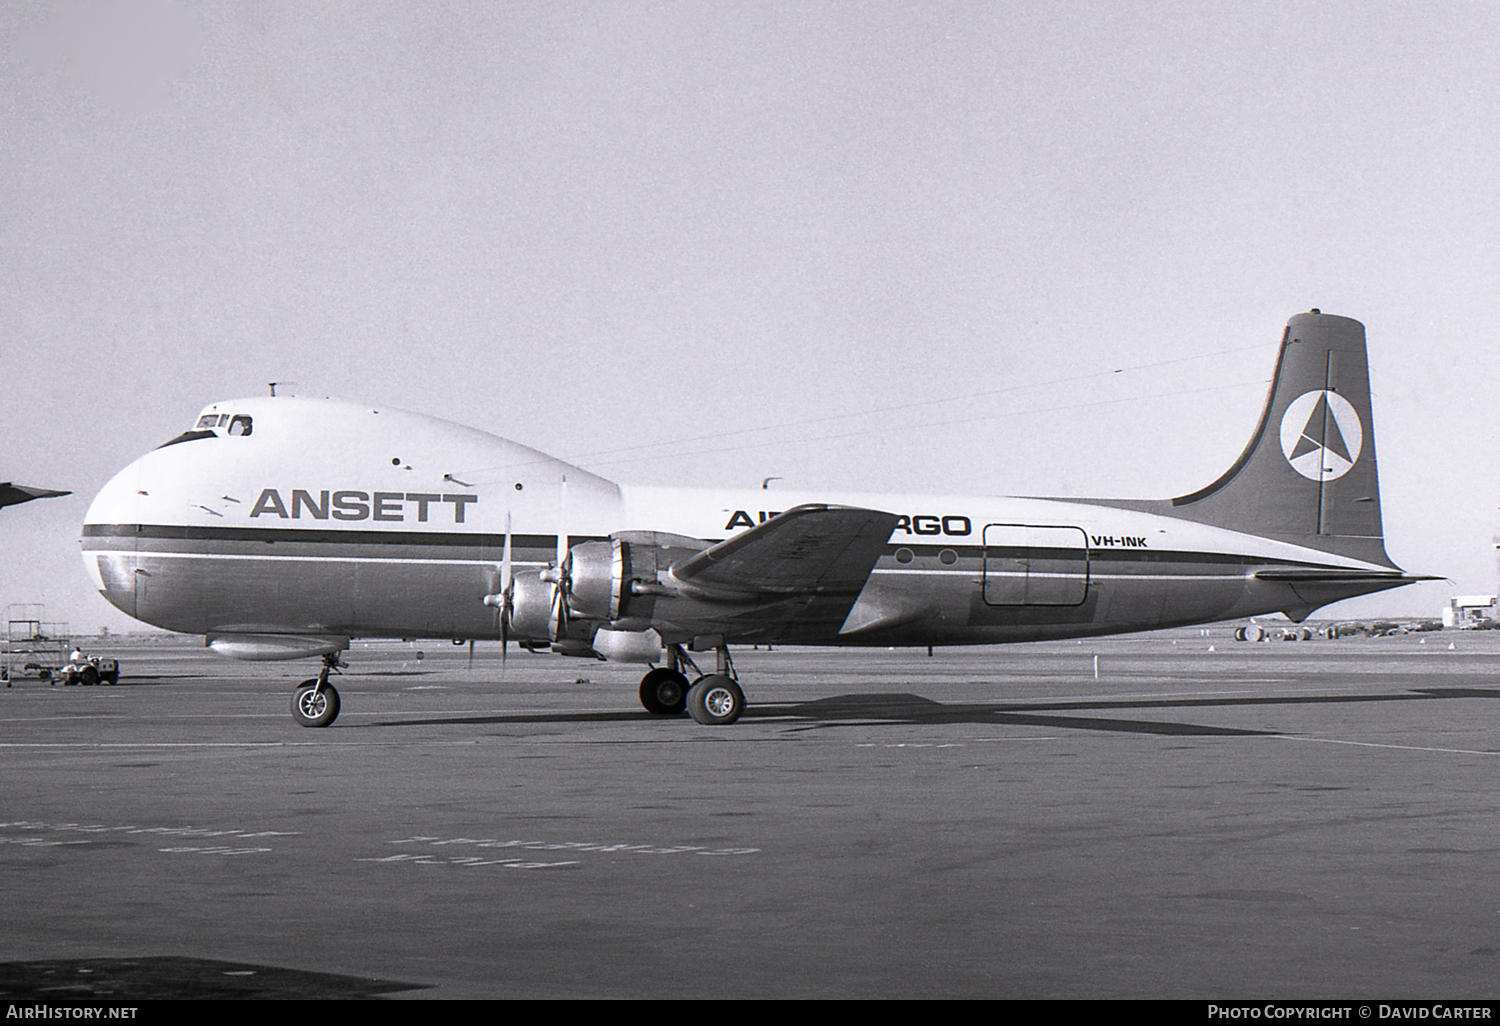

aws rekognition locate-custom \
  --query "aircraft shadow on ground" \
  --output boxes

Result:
[368,686,1500,737]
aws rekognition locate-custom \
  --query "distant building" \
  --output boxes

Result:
[1444,595,1498,628]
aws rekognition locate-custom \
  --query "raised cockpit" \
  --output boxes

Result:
[157,412,253,448]
[197,413,254,435]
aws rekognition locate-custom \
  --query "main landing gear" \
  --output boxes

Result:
[291,652,344,728]
[637,643,745,726]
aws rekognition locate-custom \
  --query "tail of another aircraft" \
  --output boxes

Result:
[1165,310,1398,568]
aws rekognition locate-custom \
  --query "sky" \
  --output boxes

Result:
[4,0,1499,635]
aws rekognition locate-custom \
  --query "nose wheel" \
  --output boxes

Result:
[291,653,344,727]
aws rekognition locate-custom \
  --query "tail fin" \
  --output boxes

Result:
[1168,310,1397,568]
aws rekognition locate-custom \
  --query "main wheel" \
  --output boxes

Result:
[291,680,341,727]
[639,668,689,715]
[686,674,745,726]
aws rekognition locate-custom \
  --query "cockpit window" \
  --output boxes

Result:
[157,412,253,448]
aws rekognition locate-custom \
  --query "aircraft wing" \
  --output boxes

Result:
[669,504,902,604]
[0,483,71,509]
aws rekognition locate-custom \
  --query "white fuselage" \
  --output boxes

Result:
[81,396,1397,650]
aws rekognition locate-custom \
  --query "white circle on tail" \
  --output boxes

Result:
[1279,390,1363,481]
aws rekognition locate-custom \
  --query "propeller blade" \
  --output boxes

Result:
[557,474,568,567]
[500,511,513,671]
[553,475,569,642]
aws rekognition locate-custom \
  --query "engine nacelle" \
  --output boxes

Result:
[564,540,627,622]
[502,532,712,644]
[562,532,710,623]
[508,568,559,640]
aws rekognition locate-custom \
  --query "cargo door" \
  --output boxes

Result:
[982,524,1089,606]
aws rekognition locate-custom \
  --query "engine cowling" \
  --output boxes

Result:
[507,568,560,641]
[501,548,623,644]
[501,531,711,650]
[563,540,628,622]
[562,532,711,623]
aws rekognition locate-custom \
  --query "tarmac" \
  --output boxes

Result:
[3,627,1500,1000]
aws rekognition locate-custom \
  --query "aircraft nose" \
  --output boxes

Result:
[80,460,143,620]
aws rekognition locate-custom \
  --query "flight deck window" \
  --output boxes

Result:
[195,415,218,429]
[227,415,253,436]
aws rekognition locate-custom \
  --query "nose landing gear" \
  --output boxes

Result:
[291,652,344,727]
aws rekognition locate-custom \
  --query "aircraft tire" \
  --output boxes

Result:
[639,668,689,715]
[291,680,341,728]
[686,674,745,726]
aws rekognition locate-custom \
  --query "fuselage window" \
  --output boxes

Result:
[227,415,253,437]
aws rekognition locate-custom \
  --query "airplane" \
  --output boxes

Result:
[80,310,1433,727]
[1,483,70,509]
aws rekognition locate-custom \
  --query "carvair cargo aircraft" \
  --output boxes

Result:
[82,311,1431,727]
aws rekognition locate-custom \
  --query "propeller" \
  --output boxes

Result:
[539,557,569,642]
[499,512,513,667]
[484,511,516,673]
[549,474,569,643]
[484,476,572,654]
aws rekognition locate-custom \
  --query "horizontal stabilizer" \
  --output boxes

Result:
[0,482,71,509]
[1252,569,1441,584]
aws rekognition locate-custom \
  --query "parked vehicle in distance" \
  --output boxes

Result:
[62,654,121,686]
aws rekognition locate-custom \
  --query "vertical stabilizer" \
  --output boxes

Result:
[1168,311,1396,567]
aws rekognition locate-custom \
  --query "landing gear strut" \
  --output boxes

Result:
[291,652,343,728]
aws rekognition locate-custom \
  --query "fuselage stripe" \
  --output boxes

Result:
[81,523,1363,573]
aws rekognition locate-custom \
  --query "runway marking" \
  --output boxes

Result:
[0,741,315,748]
[858,737,1068,746]
[0,741,504,748]
[858,742,966,749]
[355,853,581,869]
[1,820,298,858]
[358,834,761,869]
[1277,735,1500,757]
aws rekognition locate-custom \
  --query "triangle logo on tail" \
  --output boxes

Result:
[1279,390,1363,481]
